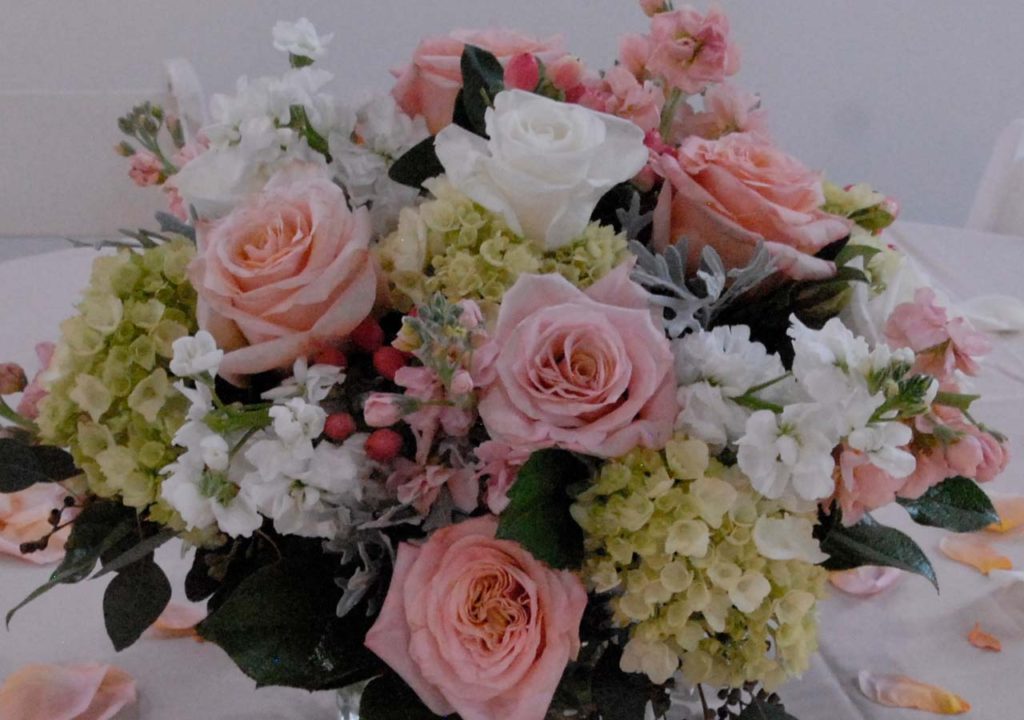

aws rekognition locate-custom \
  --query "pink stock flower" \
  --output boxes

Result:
[653,134,851,279]
[16,342,55,420]
[394,366,476,464]
[836,446,907,524]
[0,663,136,720]
[973,426,1009,482]
[387,460,479,514]
[646,7,740,94]
[618,33,653,79]
[364,393,406,427]
[885,288,991,381]
[473,262,677,458]
[0,483,78,565]
[189,163,376,380]
[364,516,587,720]
[127,150,163,187]
[392,29,567,133]
[504,53,540,91]
[672,83,769,141]
[580,66,665,133]
[474,440,531,514]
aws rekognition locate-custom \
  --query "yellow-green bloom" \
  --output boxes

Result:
[37,239,198,516]
[572,437,828,690]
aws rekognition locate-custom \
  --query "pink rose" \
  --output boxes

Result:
[473,263,677,458]
[0,483,77,565]
[127,150,163,187]
[654,134,851,279]
[647,7,740,94]
[365,516,587,720]
[188,163,376,379]
[579,66,665,133]
[392,29,567,134]
[17,342,55,420]
[885,288,991,381]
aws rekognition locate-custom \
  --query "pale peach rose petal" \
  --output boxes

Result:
[0,483,76,565]
[0,663,137,720]
[939,535,1013,575]
[148,601,207,639]
[829,566,904,596]
[967,622,1002,652]
[987,493,1024,533]
[858,671,970,715]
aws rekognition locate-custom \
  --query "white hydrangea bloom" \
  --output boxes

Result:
[737,406,837,502]
[169,331,223,378]
[272,18,333,59]
[752,515,828,564]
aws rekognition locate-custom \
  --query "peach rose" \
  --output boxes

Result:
[364,516,586,720]
[189,163,376,379]
[0,483,76,565]
[472,262,677,458]
[391,29,567,134]
[654,133,851,280]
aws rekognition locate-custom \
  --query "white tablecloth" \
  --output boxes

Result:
[1,222,1022,719]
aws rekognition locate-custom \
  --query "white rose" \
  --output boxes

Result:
[272,18,333,59]
[434,89,648,250]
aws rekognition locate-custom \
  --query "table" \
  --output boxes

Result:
[0,222,1022,719]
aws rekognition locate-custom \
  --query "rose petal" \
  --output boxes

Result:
[967,622,1002,652]
[858,671,971,714]
[939,535,1013,575]
[148,601,207,640]
[987,492,1024,534]
[0,663,137,720]
[829,566,905,596]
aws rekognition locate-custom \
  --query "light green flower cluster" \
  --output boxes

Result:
[37,239,197,521]
[377,179,629,316]
[571,437,827,691]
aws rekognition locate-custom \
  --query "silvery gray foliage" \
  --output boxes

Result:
[615,192,654,241]
[629,238,775,337]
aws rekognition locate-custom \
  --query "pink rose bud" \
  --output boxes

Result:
[456,300,483,330]
[504,53,540,91]
[364,393,406,427]
[450,369,474,396]
[0,363,27,395]
[128,150,163,187]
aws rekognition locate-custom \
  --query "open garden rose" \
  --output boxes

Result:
[392,29,567,134]
[364,516,587,720]
[654,132,851,279]
[189,162,376,378]
[435,89,649,250]
[472,262,677,457]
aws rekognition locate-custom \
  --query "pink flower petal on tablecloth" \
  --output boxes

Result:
[939,535,1013,575]
[987,493,1024,534]
[148,601,207,639]
[857,671,971,714]
[829,566,905,596]
[0,663,136,720]
[967,622,1002,652]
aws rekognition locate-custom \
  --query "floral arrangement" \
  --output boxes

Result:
[0,5,1010,719]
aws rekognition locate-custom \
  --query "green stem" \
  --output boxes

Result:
[0,397,38,434]
[745,373,792,396]
[659,87,684,139]
[733,394,785,414]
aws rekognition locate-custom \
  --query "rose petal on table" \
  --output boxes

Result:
[149,601,207,639]
[829,566,905,596]
[939,535,1013,575]
[857,671,971,714]
[986,493,1024,534]
[0,663,136,720]
[0,484,76,565]
[967,622,1002,652]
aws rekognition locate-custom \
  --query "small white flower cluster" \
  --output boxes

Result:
[674,316,928,505]
[272,18,333,60]
[160,336,368,540]
[330,94,429,235]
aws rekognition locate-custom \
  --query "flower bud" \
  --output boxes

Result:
[504,53,540,91]
[364,394,405,428]
[0,363,28,394]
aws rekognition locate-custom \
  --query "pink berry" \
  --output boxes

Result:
[365,429,403,462]
[324,412,357,442]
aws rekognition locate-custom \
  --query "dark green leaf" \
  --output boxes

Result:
[359,672,450,720]
[197,558,382,690]
[94,527,178,578]
[834,243,881,267]
[0,440,78,492]
[389,136,444,190]
[459,44,504,135]
[898,476,999,532]
[185,547,223,602]
[736,697,799,720]
[934,391,981,412]
[0,464,54,493]
[592,645,664,720]
[156,211,196,242]
[816,510,938,590]
[832,265,869,284]
[103,557,172,651]
[495,450,587,570]
[848,204,897,233]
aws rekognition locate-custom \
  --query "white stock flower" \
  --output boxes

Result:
[272,18,333,59]
[170,331,224,378]
[269,398,326,446]
[737,406,837,502]
[847,422,916,478]
[435,89,648,250]
[752,515,828,564]
[199,435,230,473]
[160,452,261,537]
[262,357,345,404]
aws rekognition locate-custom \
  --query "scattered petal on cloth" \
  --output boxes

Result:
[829,566,905,596]
[939,535,1013,575]
[857,671,971,714]
[967,622,1002,652]
[958,294,1024,334]
[148,601,207,639]
[0,483,76,565]
[0,663,136,720]
[986,492,1024,534]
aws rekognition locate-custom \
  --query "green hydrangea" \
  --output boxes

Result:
[377,178,629,317]
[37,239,198,520]
[571,437,827,691]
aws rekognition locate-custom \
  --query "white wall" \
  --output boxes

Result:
[2,0,1023,236]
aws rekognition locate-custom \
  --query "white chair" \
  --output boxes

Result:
[967,119,1024,235]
